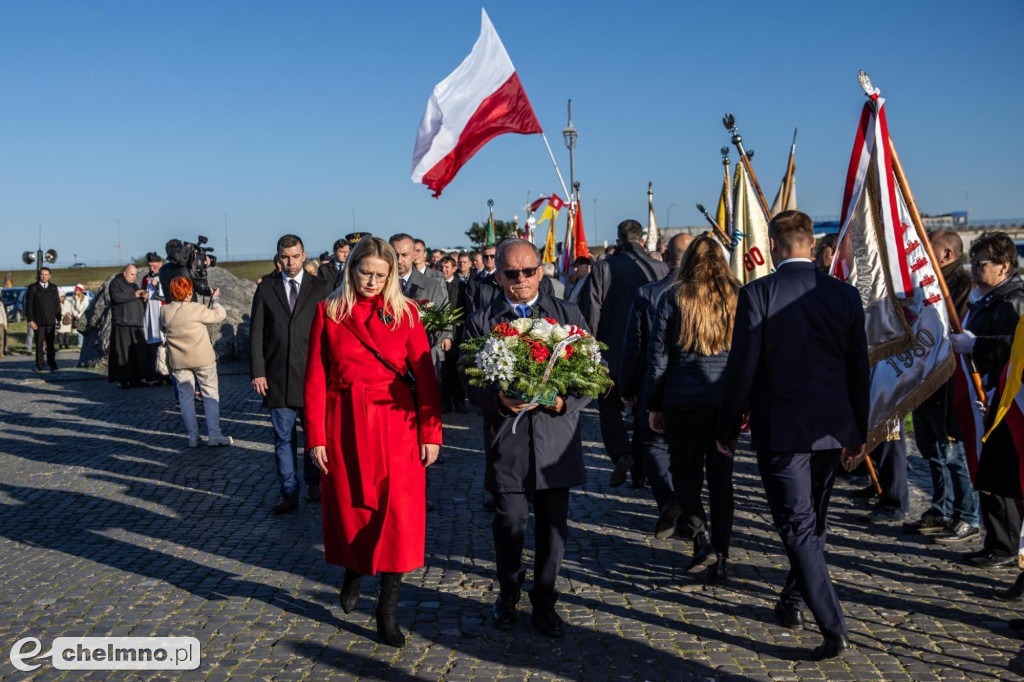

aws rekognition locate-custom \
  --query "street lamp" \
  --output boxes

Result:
[562,99,578,198]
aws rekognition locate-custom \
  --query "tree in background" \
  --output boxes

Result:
[465,219,518,246]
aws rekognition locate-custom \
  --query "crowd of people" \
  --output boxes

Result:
[10,214,1024,659]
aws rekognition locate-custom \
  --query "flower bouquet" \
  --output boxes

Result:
[417,299,464,336]
[459,316,612,408]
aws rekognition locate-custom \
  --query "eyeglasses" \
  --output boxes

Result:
[970,259,992,269]
[482,254,496,260]
[355,270,388,282]
[501,266,540,279]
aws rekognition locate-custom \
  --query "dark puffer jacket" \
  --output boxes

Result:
[965,274,1024,390]
[644,288,729,412]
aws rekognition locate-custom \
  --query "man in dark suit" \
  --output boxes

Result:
[716,210,869,660]
[25,266,61,372]
[250,234,333,514]
[467,242,556,315]
[439,255,469,413]
[316,238,350,289]
[462,238,593,639]
[389,234,450,371]
[620,233,693,539]
[579,219,669,487]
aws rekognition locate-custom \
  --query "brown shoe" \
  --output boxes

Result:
[271,496,299,514]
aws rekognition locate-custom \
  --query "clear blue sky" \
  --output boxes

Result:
[1,0,1021,266]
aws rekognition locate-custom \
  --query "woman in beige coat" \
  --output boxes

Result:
[160,276,233,448]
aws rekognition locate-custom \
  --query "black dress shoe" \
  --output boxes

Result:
[1008,618,1024,631]
[706,555,728,584]
[968,552,1017,568]
[654,503,681,540]
[851,484,878,499]
[686,532,717,574]
[774,602,804,629]
[994,573,1024,602]
[305,483,321,502]
[271,496,299,514]
[493,591,519,629]
[609,455,634,488]
[531,606,565,638]
[812,634,852,660]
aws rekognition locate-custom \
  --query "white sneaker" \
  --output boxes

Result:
[188,435,204,448]
[207,435,233,447]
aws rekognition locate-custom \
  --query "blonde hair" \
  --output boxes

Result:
[324,236,414,328]
[672,235,741,355]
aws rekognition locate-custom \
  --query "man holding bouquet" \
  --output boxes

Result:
[461,238,594,639]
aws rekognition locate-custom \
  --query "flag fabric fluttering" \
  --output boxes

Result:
[485,205,496,246]
[535,193,563,228]
[984,315,1024,448]
[952,346,985,480]
[716,163,732,238]
[644,183,659,252]
[830,87,954,451]
[770,165,797,215]
[729,162,772,284]
[542,218,557,264]
[411,9,542,198]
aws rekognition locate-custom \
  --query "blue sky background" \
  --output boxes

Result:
[1,0,1021,266]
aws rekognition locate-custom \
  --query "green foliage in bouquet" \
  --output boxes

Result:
[458,317,613,402]
[416,299,464,335]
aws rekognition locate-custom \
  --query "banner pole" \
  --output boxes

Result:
[888,137,987,409]
[541,133,571,202]
[723,114,772,220]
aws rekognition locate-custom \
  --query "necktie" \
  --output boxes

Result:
[516,304,532,319]
[288,279,298,312]
[401,278,408,295]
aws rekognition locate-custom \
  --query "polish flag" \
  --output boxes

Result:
[411,9,542,198]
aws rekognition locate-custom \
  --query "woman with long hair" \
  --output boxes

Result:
[304,236,442,647]
[646,235,741,582]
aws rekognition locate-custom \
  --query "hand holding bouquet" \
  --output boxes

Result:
[417,299,464,335]
[460,316,612,407]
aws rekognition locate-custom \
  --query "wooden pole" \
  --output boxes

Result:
[864,454,883,495]
[780,128,797,210]
[736,145,773,220]
[888,138,988,409]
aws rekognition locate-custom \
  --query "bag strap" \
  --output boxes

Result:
[350,329,415,389]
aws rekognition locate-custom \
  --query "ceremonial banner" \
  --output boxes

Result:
[770,169,797,215]
[831,88,954,451]
[952,336,985,479]
[411,9,542,197]
[645,184,659,252]
[542,220,557,264]
[729,162,772,284]
[716,165,732,237]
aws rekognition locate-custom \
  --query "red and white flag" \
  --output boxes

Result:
[952,346,985,480]
[830,84,954,451]
[411,9,542,198]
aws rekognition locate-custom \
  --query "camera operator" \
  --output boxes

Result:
[159,239,197,302]
[160,236,217,300]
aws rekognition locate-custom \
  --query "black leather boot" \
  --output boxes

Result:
[686,532,718,574]
[340,569,362,614]
[375,572,406,647]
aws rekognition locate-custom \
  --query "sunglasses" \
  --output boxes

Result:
[501,266,540,279]
[482,253,496,260]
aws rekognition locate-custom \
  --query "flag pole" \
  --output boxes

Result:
[781,127,798,210]
[723,114,772,220]
[888,137,988,409]
[540,133,571,202]
[695,203,736,250]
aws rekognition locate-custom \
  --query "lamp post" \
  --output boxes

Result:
[562,100,578,201]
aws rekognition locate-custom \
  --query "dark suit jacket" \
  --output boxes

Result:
[579,241,669,376]
[25,282,61,327]
[461,293,592,492]
[108,274,145,327]
[316,259,344,289]
[249,272,332,409]
[444,277,470,333]
[404,269,450,348]
[619,269,676,400]
[717,261,870,453]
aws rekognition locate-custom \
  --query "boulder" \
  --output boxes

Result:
[77,267,256,368]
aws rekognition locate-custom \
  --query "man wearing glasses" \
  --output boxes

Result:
[467,243,555,314]
[950,231,1024,569]
[461,238,593,639]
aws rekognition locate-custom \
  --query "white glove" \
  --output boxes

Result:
[950,331,976,354]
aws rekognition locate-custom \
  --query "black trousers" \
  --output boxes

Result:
[665,410,734,555]
[440,341,465,407]
[758,449,846,639]
[981,493,1022,556]
[873,436,908,516]
[34,325,56,370]
[597,381,632,464]
[630,403,673,512]
[493,487,569,607]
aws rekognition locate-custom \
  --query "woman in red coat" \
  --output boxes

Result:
[304,235,442,648]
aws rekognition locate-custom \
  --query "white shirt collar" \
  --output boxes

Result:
[776,257,813,268]
[283,269,305,285]
[505,293,540,310]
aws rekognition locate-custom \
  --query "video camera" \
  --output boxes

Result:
[168,235,218,297]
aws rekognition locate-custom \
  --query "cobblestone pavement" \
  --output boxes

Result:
[1,350,1023,681]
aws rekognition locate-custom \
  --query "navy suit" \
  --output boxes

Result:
[718,261,869,639]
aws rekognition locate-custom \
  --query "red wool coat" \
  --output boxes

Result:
[304,296,442,575]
